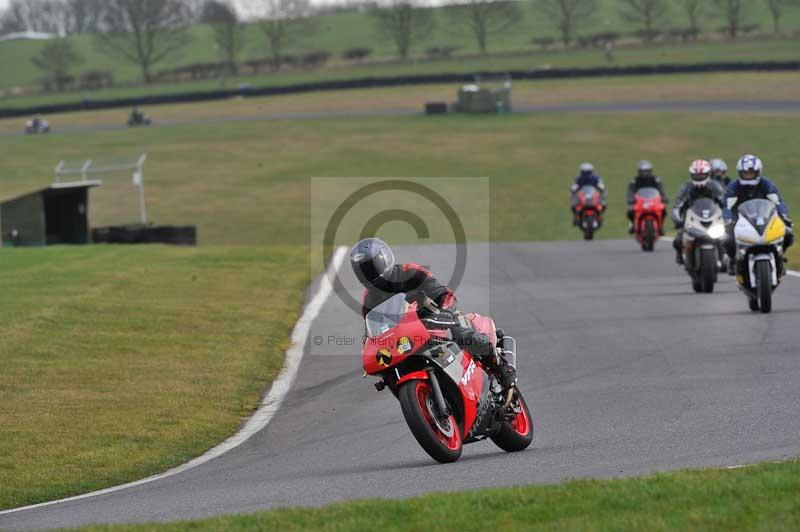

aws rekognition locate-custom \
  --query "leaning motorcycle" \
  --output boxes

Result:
[681,198,727,293]
[633,187,665,252]
[362,293,533,463]
[573,185,605,241]
[733,199,786,313]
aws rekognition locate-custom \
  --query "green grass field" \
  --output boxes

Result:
[0,245,309,510]
[70,460,800,531]
[1,0,799,108]
[2,84,800,511]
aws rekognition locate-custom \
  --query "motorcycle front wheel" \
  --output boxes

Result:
[756,260,772,313]
[399,380,462,463]
[490,390,534,453]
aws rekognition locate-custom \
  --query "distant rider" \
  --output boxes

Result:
[570,162,607,225]
[710,158,731,186]
[626,160,669,234]
[671,159,726,265]
[723,154,794,275]
[350,237,517,391]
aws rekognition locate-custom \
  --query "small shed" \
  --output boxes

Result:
[0,180,101,246]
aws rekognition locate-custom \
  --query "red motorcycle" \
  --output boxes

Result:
[573,185,605,241]
[362,293,533,463]
[632,187,665,252]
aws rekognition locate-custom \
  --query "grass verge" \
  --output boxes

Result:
[69,459,800,531]
[0,245,309,510]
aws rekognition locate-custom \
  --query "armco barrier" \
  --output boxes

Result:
[2,61,798,119]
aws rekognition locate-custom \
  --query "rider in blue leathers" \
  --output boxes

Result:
[570,162,607,225]
[723,154,794,274]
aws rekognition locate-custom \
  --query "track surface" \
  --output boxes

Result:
[3,100,800,137]
[2,240,800,530]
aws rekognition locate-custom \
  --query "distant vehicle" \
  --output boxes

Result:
[733,199,787,313]
[25,117,50,135]
[572,185,605,241]
[680,198,726,293]
[632,187,665,251]
[127,109,151,127]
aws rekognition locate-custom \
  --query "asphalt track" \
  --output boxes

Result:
[2,239,800,531]
[3,100,800,138]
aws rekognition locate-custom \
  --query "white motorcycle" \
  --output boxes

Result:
[681,198,727,293]
[733,199,787,313]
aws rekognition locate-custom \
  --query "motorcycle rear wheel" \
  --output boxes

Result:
[399,380,462,463]
[490,390,534,452]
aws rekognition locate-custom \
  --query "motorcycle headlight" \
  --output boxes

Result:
[708,224,726,240]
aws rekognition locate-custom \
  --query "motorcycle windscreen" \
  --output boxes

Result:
[690,198,720,222]
[579,185,598,206]
[636,187,661,199]
[738,199,776,236]
[365,292,408,338]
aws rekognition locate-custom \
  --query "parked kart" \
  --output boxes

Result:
[25,118,50,134]
[127,113,152,127]
[632,187,665,251]
[573,185,605,241]
[362,293,533,463]
[681,198,727,293]
[733,199,787,313]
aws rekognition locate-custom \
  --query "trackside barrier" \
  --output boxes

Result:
[2,61,798,119]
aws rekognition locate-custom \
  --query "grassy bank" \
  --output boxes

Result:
[0,245,309,510]
[70,459,800,531]
[2,38,799,110]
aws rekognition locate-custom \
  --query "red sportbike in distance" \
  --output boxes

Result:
[632,186,666,251]
[362,293,533,463]
[574,185,605,240]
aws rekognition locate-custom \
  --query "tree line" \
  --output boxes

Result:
[3,0,798,91]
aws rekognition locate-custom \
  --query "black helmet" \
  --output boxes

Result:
[350,237,395,288]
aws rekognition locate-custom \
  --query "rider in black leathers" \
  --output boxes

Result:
[626,160,669,234]
[671,159,726,265]
[351,237,517,391]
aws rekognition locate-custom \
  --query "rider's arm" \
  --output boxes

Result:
[402,263,457,310]
[722,182,738,223]
[626,180,636,205]
[764,179,789,219]
[671,185,687,226]
[655,177,669,204]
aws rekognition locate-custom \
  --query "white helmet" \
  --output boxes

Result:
[637,160,654,177]
[710,158,727,174]
[689,159,711,187]
[579,162,594,176]
[736,154,762,183]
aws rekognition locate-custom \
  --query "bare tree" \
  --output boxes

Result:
[535,0,597,46]
[31,38,83,90]
[0,0,71,34]
[618,0,667,36]
[446,0,522,54]
[370,0,435,59]
[202,0,247,74]
[64,0,106,34]
[259,0,316,70]
[764,0,799,33]
[712,0,747,38]
[95,0,193,83]
[677,0,704,31]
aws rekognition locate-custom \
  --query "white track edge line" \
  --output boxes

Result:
[0,246,350,517]
[661,236,799,277]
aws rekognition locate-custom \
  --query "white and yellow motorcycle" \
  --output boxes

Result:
[733,199,786,313]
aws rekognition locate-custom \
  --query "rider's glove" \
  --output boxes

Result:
[420,309,458,330]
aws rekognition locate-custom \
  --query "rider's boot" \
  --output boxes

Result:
[495,330,518,392]
[675,248,684,265]
[627,221,634,234]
